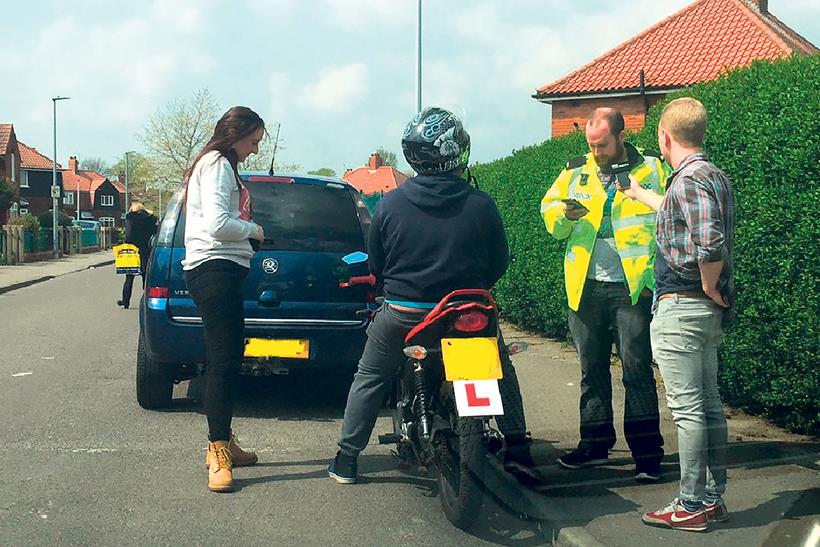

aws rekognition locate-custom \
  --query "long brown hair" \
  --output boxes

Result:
[184,106,265,182]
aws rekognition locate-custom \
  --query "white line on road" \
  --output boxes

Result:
[12,372,32,377]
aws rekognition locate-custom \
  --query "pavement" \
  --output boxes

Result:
[1,254,818,546]
[0,250,115,295]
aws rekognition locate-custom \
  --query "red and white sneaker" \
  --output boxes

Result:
[704,499,730,522]
[642,498,708,532]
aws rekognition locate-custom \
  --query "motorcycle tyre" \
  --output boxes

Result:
[438,417,485,530]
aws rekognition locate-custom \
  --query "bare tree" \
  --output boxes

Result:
[138,89,219,188]
[239,126,299,173]
[79,156,110,176]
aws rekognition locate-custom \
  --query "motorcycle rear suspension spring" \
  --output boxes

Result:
[413,363,432,439]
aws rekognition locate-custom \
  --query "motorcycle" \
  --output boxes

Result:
[376,289,527,530]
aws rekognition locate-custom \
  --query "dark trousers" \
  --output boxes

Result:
[120,247,148,307]
[338,304,528,457]
[568,280,663,464]
[184,259,249,442]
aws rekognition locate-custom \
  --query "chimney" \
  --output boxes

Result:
[369,153,383,170]
[68,156,78,174]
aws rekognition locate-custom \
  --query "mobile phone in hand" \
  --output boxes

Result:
[610,161,631,190]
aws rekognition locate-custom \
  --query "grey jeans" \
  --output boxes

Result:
[651,295,728,502]
[338,304,527,457]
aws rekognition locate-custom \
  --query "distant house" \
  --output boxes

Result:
[60,156,126,227]
[342,153,408,195]
[533,0,818,137]
[18,142,63,218]
[0,123,21,225]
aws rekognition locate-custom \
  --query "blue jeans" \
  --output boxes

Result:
[568,280,664,465]
[651,296,728,502]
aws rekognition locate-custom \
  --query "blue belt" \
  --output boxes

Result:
[384,299,437,310]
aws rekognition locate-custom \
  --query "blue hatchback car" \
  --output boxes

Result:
[137,173,375,409]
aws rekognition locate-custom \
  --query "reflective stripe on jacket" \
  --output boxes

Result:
[540,144,670,311]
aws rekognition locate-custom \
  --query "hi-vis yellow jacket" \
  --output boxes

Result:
[540,143,670,311]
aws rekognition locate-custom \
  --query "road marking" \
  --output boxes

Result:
[12,372,33,377]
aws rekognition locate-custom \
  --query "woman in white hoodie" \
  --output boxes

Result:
[182,106,265,492]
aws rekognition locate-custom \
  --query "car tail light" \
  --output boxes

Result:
[454,310,489,332]
[146,287,169,299]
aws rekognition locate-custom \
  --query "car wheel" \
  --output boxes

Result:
[136,329,173,409]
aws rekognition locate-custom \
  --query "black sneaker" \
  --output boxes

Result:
[328,450,357,484]
[634,462,661,483]
[116,300,129,309]
[556,447,608,469]
[504,433,545,487]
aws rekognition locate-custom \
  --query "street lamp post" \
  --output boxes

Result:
[52,96,70,258]
[416,0,422,112]
[124,151,135,219]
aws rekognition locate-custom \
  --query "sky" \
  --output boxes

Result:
[2,0,818,176]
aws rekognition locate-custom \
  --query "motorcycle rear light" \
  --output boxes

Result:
[403,346,428,360]
[146,287,169,299]
[454,310,489,332]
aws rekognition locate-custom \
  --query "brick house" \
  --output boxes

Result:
[342,152,408,195]
[0,123,21,225]
[18,142,64,218]
[533,0,818,137]
[60,156,126,227]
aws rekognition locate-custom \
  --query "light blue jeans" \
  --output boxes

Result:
[650,296,728,502]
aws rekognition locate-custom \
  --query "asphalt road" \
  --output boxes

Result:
[0,265,546,546]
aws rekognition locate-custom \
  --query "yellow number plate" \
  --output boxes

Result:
[244,339,310,359]
[441,337,503,382]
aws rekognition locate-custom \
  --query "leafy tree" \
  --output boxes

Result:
[0,178,16,210]
[138,88,219,189]
[307,167,337,177]
[374,147,398,168]
[110,152,157,193]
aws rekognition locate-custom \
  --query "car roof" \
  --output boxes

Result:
[239,171,356,190]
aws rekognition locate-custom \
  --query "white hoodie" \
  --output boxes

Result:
[182,151,256,270]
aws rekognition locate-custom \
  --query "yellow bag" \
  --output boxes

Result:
[113,244,142,275]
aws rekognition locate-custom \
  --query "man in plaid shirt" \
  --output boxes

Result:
[618,97,735,532]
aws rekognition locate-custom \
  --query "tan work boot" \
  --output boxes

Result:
[207,441,234,493]
[206,430,258,468]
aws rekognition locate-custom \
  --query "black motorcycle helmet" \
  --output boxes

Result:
[401,107,471,175]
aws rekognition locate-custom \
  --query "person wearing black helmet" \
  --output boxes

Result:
[329,106,543,487]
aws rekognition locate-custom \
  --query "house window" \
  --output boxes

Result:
[19,171,29,188]
[10,153,17,183]
[101,195,114,207]
[98,217,115,227]
[19,208,28,215]
[63,192,74,205]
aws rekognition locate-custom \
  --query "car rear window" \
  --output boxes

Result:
[249,182,364,252]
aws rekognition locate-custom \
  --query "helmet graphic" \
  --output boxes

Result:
[401,107,471,175]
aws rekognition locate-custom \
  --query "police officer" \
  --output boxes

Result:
[540,108,667,482]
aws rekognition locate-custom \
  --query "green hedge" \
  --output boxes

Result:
[475,55,820,434]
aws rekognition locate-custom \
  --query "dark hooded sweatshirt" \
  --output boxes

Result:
[124,209,158,253]
[367,173,509,304]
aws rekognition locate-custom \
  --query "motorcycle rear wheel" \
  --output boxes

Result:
[437,416,485,530]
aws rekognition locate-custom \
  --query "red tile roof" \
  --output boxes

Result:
[18,142,60,170]
[0,124,13,155]
[343,165,408,195]
[535,0,818,100]
[61,168,121,194]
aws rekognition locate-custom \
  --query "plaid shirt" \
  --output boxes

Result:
[656,152,735,297]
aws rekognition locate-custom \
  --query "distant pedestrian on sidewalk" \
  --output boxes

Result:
[182,106,267,493]
[116,201,157,309]
[619,97,735,532]
[540,108,668,482]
